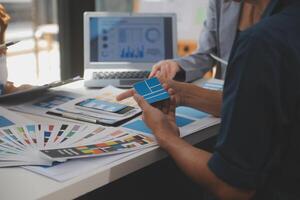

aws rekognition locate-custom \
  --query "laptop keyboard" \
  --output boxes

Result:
[92,71,150,80]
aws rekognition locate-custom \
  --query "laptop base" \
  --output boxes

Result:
[84,78,147,88]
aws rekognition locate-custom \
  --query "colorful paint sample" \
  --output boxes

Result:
[41,134,154,159]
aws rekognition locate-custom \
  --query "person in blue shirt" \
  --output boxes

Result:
[122,0,300,199]
[117,0,272,117]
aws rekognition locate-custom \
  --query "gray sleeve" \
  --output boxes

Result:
[174,0,218,82]
[0,54,7,84]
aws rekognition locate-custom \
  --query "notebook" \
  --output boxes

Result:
[83,12,177,88]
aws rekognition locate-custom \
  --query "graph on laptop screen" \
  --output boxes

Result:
[89,16,174,63]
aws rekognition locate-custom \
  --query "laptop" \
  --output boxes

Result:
[83,12,177,88]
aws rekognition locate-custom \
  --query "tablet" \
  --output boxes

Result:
[0,76,82,102]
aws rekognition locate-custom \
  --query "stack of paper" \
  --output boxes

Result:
[50,86,141,125]
[0,121,156,167]
[9,86,141,126]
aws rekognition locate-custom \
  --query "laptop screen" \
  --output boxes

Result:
[88,15,175,63]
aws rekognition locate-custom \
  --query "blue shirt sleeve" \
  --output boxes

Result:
[208,28,283,189]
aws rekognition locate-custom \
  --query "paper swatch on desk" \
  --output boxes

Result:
[176,106,221,137]
[122,115,195,135]
[122,106,220,138]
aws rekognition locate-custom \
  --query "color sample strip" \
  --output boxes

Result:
[60,125,81,143]
[3,129,24,146]
[54,124,68,142]
[0,131,23,151]
[16,127,31,145]
[43,125,55,146]
[133,77,169,104]
[41,134,154,159]
[26,125,37,144]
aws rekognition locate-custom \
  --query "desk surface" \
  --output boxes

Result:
[0,81,219,200]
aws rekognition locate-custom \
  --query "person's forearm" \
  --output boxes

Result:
[160,134,254,200]
[181,83,222,117]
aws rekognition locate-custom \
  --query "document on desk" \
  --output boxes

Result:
[122,106,220,138]
[193,78,224,91]
[23,151,139,182]
[8,90,82,118]
[8,86,140,126]
[176,107,220,137]
[0,106,35,127]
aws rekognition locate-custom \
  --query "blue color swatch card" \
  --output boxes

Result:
[133,77,170,104]
[123,119,152,134]
[123,116,194,135]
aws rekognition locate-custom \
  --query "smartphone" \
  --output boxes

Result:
[75,98,134,114]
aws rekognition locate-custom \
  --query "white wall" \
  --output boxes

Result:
[137,0,209,40]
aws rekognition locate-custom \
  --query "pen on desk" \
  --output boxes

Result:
[63,112,98,124]
[0,41,20,50]
[209,53,228,66]
[46,111,99,124]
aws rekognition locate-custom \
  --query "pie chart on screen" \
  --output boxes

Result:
[145,28,161,43]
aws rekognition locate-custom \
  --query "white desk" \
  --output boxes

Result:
[0,81,219,200]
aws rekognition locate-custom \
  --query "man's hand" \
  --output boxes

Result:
[0,4,10,43]
[133,94,180,147]
[162,79,190,106]
[116,88,135,101]
[5,82,32,94]
[149,60,181,80]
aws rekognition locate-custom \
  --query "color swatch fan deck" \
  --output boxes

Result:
[0,121,156,167]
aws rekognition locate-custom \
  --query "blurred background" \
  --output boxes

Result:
[1,0,208,86]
